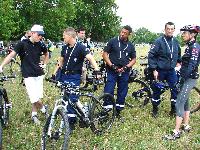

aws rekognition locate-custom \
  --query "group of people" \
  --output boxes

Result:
[0,22,199,141]
[148,22,200,140]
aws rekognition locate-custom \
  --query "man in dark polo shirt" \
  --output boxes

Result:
[0,24,49,125]
[52,27,99,131]
[102,25,136,119]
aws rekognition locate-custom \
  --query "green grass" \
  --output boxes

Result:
[1,45,200,150]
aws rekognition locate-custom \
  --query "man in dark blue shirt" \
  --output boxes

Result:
[52,27,99,131]
[103,25,136,119]
[148,22,181,118]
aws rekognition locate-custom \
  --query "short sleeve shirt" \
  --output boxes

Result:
[61,42,90,71]
[14,39,48,78]
[104,36,136,66]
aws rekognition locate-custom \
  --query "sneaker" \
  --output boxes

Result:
[163,130,181,140]
[32,115,41,125]
[116,110,125,123]
[181,124,191,133]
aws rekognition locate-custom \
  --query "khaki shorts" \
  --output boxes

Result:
[24,75,44,103]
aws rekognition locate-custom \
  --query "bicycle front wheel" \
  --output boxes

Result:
[90,93,116,134]
[41,109,70,150]
[0,122,2,150]
[190,86,200,114]
[0,90,10,127]
[126,79,151,108]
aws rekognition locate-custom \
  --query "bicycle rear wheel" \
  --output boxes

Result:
[0,122,2,150]
[190,86,200,114]
[90,93,116,134]
[126,79,151,108]
[41,109,70,150]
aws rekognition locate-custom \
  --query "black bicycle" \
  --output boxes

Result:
[125,68,152,108]
[127,57,200,110]
[41,78,116,150]
[0,74,15,149]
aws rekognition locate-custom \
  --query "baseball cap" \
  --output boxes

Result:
[31,24,45,35]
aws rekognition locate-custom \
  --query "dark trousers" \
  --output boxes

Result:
[61,74,81,123]
[104,69,129,111]
[151,69,178,107]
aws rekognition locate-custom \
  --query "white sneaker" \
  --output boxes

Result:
[32,115,41,125]
[181,124,191,133]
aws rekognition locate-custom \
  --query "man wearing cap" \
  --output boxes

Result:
[0,24,49,125]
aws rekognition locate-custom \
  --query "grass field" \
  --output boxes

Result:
[1,45,200,150]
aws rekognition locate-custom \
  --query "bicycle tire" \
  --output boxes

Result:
[2,89,10,127]
[41,109,70,150]
[90,93,116,135]
[190,86,200,114]
[0,122,2,150]
[126,79,151,108]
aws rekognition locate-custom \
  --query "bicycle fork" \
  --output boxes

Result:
[47,101,67,138]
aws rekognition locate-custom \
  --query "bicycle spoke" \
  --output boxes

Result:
[90,93,116,134]
[41,109,70,150]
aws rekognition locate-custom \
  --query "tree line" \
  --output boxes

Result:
[0,0,199,45]
[0,0,121,42]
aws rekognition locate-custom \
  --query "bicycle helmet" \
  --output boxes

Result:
[180,25,200,33]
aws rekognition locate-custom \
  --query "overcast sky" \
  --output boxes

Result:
[115,0,200,34]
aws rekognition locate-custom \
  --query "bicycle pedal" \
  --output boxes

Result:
[51,131,61,140]
[6,103,12,108]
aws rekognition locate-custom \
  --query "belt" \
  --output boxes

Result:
[61,70,82,75]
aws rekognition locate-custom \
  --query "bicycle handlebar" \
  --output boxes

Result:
[0,74,16,82]
[45,78,80,94]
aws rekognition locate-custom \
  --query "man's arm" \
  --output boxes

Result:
[43,51,49,65]
[126,58,136,68]
[53,57,64,75]
[85,53,99,71]
[102,51,112,67]
[0,51,17,69]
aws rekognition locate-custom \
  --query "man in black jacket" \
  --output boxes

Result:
[148,22,181,117]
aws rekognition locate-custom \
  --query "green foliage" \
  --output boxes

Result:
[131,27,161,44]
[0,0,121,42]
[0,0,21,40]
[72,0,121,41]
[14,0,76,41]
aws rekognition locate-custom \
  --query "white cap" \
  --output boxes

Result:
[31,24,45,35]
